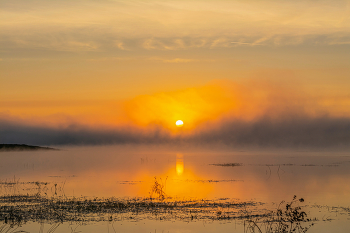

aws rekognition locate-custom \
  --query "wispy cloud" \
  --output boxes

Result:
[162,58,198,63]
[86,57,134,62]
[142,38,188,50]
[148,57,213,63]
[1,0,349,52]
[114,40,129,50]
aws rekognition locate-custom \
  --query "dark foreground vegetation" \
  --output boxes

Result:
[0,179,318,233]
[0,194,316,233]
[0,194,259,224]
[242,196,314,233]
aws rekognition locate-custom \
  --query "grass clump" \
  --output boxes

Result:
[149,177,167,201]
[243,196,314,233]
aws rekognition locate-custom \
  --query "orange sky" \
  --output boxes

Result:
[1,79,350,135]
[1,0,350,135]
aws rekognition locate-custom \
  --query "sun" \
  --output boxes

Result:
[176,120,184,127]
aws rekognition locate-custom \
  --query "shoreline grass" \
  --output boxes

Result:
[0,193,260,224]
[0,179,329,233]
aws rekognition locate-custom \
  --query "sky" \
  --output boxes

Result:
[1,0,350,147]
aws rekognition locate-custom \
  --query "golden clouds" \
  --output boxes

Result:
[121,80,286,130]
[121,78,350,131]
[2,79,350,130]
[2,79,350,147]
[122,81,236,130]
[1,0,350,52]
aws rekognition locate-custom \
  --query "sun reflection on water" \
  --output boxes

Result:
[176,153,184,175]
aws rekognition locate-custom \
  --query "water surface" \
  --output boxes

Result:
[1,145,349,232]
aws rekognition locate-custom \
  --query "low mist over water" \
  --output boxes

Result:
[1,0,350,232]
[1,145,350,232]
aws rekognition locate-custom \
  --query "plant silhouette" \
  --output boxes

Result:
[150,177,167,201]
[243,195,314,233]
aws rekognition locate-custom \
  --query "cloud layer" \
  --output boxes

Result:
[1,0,350,52]
[1,79,350,148]
[1,1,349,149]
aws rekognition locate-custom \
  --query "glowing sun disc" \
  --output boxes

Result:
[176,120,184,127]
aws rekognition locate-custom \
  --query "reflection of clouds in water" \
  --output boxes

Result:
[176,153,184,176]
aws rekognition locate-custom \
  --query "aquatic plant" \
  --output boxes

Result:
[39,222,60,233]
[242,196,314,233]
[0,179,318,232]
[210,163,243,167]
[0,223,22,233]
[0,192,258,224]
[149,177,168,201]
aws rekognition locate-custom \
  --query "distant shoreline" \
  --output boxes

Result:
[0,144,57,152]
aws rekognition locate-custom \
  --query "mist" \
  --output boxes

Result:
[1,115,350,149]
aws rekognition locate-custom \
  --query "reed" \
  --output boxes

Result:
[242,196,314,233]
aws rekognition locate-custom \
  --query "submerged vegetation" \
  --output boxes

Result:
[0,194,260,224]
[0,178,263,228]
[210,163,243,167]
[0,179,334,233]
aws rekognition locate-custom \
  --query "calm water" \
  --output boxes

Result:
[1,145,350,232]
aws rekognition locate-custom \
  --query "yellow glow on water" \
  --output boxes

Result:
[176,153,184,175]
